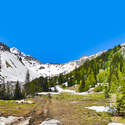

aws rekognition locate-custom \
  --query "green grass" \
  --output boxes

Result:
[0,93,124,125]
[52,92,105,102]
[0,100,35,116]
[50,93,111,125]
[51,92,125,124]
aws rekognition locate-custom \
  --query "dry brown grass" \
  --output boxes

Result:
[48,93,111,125]
[0,93,125,125]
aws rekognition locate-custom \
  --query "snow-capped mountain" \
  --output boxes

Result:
[0,42,106,85]
[0,43,88,84]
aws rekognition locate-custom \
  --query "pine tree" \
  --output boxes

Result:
[0,84,6,99]
[6,82,12,100]
[14,81,22,100]
[104,83,110,98]
[116,74,125,116]
[25,70,30,84]
[78,75,86,92]
[78,80,84,92]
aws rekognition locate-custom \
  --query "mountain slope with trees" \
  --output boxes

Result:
[25,43,125,115]
[0,42,88,85]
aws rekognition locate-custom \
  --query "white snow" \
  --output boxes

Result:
[1,49,78,84]
[0,116,21,125]
[37,86,88,95]
[24,61,79,78]
[88,51,107,59]
[0,51,28,84]
[0,116,31,125]
[0,45,106,85]
[37,92,60,95]
[10,47,21,55]
[1,47,86,84]
[38,119,60,125]
[56,86,90,95]
[62,82,68,87]
[16,100,33,104]
[86,106,110,112]
[108,123,124,125]
[121,42,125,47]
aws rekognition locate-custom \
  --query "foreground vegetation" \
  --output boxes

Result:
[0,93,124,125]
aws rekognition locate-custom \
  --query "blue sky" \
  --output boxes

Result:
[0,0,125,64]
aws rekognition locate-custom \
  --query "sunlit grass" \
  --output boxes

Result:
[0,93,124,124]
[50,93,111,125]
[0,99,35,116]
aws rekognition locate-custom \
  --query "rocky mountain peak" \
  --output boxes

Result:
[0,42,10,52]
[10,47,22,55]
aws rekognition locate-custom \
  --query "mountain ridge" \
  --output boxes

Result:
[0,42,94,84]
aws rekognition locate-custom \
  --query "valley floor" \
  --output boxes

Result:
[0,92,125,125]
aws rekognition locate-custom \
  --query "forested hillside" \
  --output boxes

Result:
[58,43,125,115]
[25,43,125,115]
[61,45,122,91]
[26,44,123,93]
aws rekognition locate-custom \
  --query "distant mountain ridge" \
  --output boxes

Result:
[0,42,106,84]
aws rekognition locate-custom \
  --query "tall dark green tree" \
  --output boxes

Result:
[14,81,23,100]
[25,70,30,84]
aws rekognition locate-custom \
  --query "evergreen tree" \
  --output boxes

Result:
[14,81,23,100]
[25,70,30,84]
[104,83,110,98]
[0,84,6,99]
[5,82,12,100]
[78,80,85,92]
[116,74,125,115]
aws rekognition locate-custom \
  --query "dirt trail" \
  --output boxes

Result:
[29,97,51,125]
[10,96,52,125]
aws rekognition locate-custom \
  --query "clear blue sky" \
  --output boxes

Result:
[0,0,125,64]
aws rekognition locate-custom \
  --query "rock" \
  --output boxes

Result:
[38,119,61,125]
[0,116,21,125]
[17,117,30,125]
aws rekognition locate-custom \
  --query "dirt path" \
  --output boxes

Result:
[10,96,52,125]
[29,97,51,125]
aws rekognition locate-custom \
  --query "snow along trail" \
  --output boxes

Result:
[107,123,124,125]
[0,116,22,125]
[56,85,93,95]
[86,106,110,112]
[85,106,117,114]
[38,119,61,125]
[37,86,89,95]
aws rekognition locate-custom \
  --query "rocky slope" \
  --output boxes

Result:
[0,43,90,84]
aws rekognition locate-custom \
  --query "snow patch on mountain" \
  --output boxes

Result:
[10,47,88,78]
[0,51,28,84]
[0,45,86,84]
[0,43,106,84]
